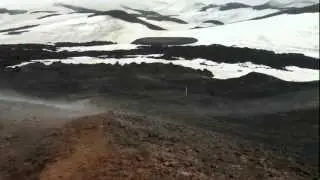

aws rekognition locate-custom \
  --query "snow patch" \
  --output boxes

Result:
[57,44,137,52]
[7,56,319,82]
[0,0,318,58]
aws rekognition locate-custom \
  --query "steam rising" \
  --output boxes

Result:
[0,91,103,120]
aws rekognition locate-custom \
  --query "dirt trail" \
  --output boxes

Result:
[1,109,316,180]
[0,93,318,180]
[0,94,103,180]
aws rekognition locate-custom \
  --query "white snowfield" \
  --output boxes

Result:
[0,0,319,82]
[8,56,319,82]
[0,0,319,58]
[56,44,138,52]
[1,0,318,10]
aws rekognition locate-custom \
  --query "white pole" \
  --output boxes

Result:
[185,86,188,97]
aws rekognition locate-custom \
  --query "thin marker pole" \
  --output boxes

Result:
[185,85,188,97]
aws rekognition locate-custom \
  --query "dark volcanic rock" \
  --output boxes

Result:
[200,4,219,11]
[200,2,317,14]
[6,31,28,35]
[132,37,198,46]
[204,20,224,25]
[57,3,165,30]
[38,13,61,19]
[0,25,39,34]
[90,10,165,30]
[219,3,251,11]
[54,41,115,47]
[252,4,319,20]
[0,62,317,100]
[200,1,281,12]
[30,11,57,14]
[56,3,99,13]
[0,43,318,70]
[253,2,282,10]
[0,8,27,15]
[0,50,318,174]
[122,6,187,24]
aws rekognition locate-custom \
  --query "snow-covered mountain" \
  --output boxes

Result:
[0,0,319,82]
[0,0,318,53]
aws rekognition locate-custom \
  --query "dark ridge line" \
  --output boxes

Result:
[203,20,224,25]
[0,43,318,70]
[89,10,166,30]
[0,24,39,33]
[252,2,284,10]
[132,37,198,45]
[252,4,319,20]
[121,6,187,24]
[200,4,219,12]
[0,43,55,49]
[1,61,318,101]
[38,13,61,19]
[3,61,316,86]
[200,1,318,12]
[56,3,165,30]
[30,11,57,14]
[200,2,260,12]
[7,31,28,35]
[219,2,285,11]
[151,45,319,70]
[191,26,209,29]
[0,8,27,15]
[219,2,251,11]
[54,41,115,47]
[55,3,100,13]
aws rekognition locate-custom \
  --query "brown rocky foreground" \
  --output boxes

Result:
[0,110,316,180]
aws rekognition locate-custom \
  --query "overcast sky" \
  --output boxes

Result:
[1,0,318,9]
[1,0,55,8]
[0,0,113,9]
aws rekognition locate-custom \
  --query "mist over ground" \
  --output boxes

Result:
[0,90,104,121]
[0,0,319,179]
